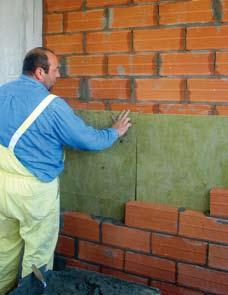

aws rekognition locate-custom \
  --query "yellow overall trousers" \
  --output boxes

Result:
[0,95,60,295]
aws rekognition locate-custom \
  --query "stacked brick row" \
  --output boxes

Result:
[56,188,228,295]
[44,0,228,116]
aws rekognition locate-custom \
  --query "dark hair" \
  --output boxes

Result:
[22,47,55,75]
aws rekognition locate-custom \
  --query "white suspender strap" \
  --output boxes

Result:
[8,94,57,152]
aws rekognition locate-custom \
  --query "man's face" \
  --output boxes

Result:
[43,52,60,90]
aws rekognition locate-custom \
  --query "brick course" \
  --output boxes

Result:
[178,263,228,294]
[86,0,130,8]
[159,0,213,25]
[66,10,105,32]
[55,235,75,257]
[110,5,156,29]
[125,201,178,234]
[43,0,228,112]
[135,78,184,101]
[62,211,100,241]
[134,28,184,52]
[151,233,207,265]
[125,251,176,282]
[215,52,228,76]
[108,54,156,76]
[44,0,83,12]
[44,14,63,34]
[160,52,213,76]
[89,78,131,99]
[51,78,80,99]
[55,188,228,295]
[208,244,228,271]
[86,31,130,53]
[44,34,83,55]
[67,55,106,76]
[79,240,124,269]
[179,209,228,244]
[187,26,228,50]
[210,188,228,218]
[102,222,150,252]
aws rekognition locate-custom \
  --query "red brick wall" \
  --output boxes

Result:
[43,0,228,115]
[56,188,228,295]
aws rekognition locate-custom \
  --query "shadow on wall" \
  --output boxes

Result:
[60,110,228,219]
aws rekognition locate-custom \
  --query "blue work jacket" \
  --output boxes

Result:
[0,75,118,182]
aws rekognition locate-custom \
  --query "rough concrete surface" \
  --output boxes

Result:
[10,268,160,295]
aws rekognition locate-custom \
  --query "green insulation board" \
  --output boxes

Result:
[60,111,137,219]
[60,111,228,219]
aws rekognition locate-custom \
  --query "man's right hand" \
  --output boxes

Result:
[112,110,132,137]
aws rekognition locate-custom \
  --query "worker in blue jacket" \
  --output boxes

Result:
[0,47,131,294]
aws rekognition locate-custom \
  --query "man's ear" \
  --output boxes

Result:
[34,67,45,81]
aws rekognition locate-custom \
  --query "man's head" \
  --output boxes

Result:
[22,47,60,90]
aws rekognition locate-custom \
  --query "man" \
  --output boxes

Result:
[0,47,131,294]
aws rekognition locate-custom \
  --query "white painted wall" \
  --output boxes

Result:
[0,0,42,85]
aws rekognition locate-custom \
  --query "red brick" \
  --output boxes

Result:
[44,0,83,12]
[68,101,106,111]
[89,78,131,99]
[134,0,157,3]
[215,52,228,75]
[108,54,156,75]
[135,78,184,101]
[125,252,176,282]
[67,55,105,76]
[151,233,207,265]
[150,280,204,295]
[125,201,178,234]
[66,258,100,272]
[134,28,184,51]
[160,52,212,76]
[52,78,80,99]
[188,79,228,102]
[66,10,105,32]
[79,241,124,269]
[208,244,228,271]
[110,103,156,113]
[87,0,129,8]
[87,31,130,53]
[178,263,228,294]
[102,222,150,252]
[179,209,228,244]
[110,5,156,29]
[210,188,228,218]
[187,25,228,50]
[160,0,213,25]
[44,34,83,55]
[216,105,228,115]
[44,14,63,34]
[159,104,211,115]
[101,267,149,285]
[222,0,228,22]
[55,235,74,257]
[62,211,100,241]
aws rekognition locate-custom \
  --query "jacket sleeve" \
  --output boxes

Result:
[50,98,119,151]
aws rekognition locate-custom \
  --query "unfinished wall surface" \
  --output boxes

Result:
[43,0,228,115]
[60,110,137,219]
[60,110,228,219]
[44,1,228,294]
[44,0,228,218]
[56,189,228,295]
